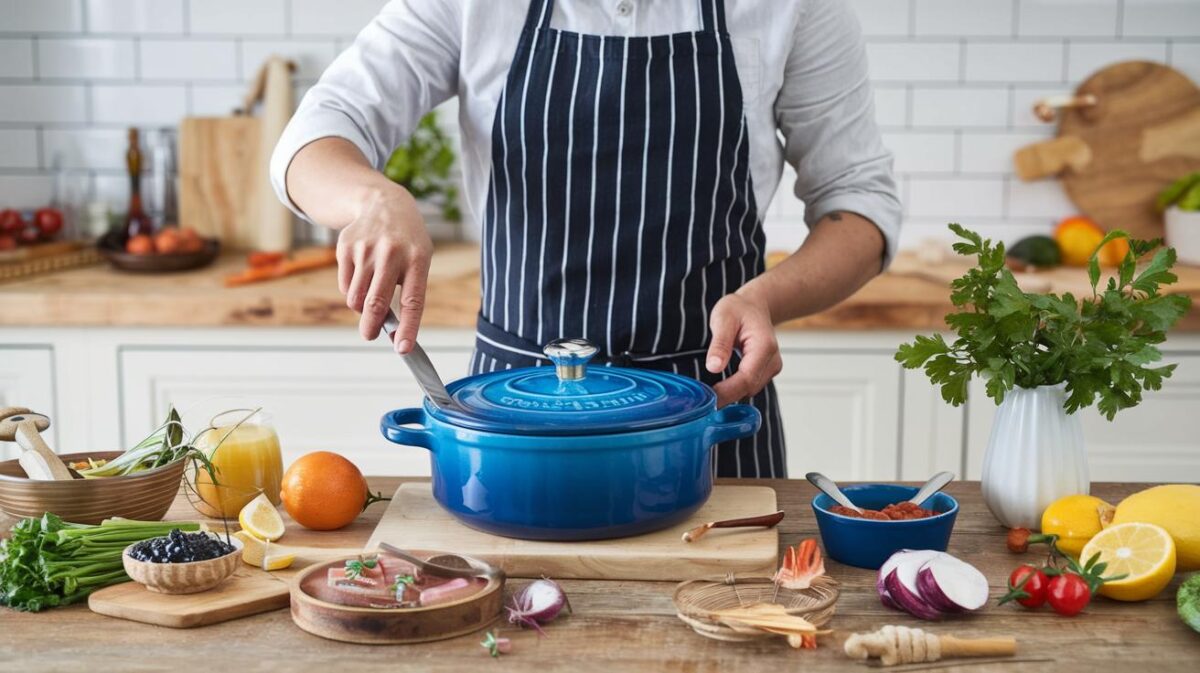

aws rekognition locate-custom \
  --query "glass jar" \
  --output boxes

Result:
[193,409,283,518]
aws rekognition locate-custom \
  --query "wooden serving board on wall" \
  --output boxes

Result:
[1015,61,1200,239]
[364,484,779,581]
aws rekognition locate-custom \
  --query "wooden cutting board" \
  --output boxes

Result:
[889,249,1200,297]
[364,484,779,581]
[1015,61,1200,239]
[88,566,292,628]
[178,57,294,251]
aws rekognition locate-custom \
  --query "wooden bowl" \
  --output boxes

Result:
[673,574,840,643]
[97,230,219,273]
[122,535,243,594]
[0,451,186,524]
[291,552,505,645]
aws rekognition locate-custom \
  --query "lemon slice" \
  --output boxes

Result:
[238,493,285,541]
[233,530,295,570]
[1080,522,1177,602]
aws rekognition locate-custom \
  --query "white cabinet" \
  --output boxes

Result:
[965,352,1200,483]
[776,348,902,480]
[0,346,57,460]
[118,343,475,477]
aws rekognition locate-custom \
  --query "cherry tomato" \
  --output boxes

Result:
[17,224,41,245]
[1047,573,1092,616]
[33,208,63,238]
[0,209,23,234]
[1007,565,1049,608]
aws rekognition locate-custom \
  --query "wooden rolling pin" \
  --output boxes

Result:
[844,625,1016,667]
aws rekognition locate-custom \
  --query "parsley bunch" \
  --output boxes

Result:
[896,224,1192,419]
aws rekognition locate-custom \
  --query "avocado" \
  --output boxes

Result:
[1006,235,1061,271]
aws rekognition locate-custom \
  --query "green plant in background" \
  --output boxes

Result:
[385,111,461,222]
[896,224,1191,420]
[1158,172,1200,212]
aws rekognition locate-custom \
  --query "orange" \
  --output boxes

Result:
[1054,216,1127,267]
[279,451,368,531]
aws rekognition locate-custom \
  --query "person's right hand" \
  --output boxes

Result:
[336,184,433,354]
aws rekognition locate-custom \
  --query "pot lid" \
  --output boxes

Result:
[428,339,715,435]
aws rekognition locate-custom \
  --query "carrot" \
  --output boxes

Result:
[224,248,337,287]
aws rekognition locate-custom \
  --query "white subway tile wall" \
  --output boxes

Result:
[0,0,1193,253]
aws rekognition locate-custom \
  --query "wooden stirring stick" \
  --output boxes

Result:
[681,510,785,542]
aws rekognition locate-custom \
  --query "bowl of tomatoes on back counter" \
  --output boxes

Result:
[97,225,220,273]
[0,207,65,252]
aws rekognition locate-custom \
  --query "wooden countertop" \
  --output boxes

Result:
[1,478,1194,672]
[1,244,1198,331]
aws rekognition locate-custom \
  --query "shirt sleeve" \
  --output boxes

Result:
[774,0,902,267]
[269,0,462,220]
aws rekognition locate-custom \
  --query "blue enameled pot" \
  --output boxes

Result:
[380,338,761,541]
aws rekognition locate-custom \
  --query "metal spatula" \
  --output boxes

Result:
[381,309,456,411]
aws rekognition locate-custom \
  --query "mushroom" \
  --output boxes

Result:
[0,407,73,480]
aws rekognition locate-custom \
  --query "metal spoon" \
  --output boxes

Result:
[381,310,457,412]
[805,472,862,514]
[379,542,503,581]
[907,471,955,506]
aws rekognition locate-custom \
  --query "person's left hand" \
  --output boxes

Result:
[705,293,783,407]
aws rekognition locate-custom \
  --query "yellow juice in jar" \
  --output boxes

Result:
[194,421,283,518]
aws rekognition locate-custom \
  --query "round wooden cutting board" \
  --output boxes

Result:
[1015,61,1200,239]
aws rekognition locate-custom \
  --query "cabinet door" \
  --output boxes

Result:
[119,346,475,477]
[775,351,902,480]
[0,346,57,460]
[966,353,1200,482]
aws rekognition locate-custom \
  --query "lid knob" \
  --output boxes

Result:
[543,338,599,381]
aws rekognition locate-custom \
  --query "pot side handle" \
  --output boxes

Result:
[704,404,762,446]
[380,408,434,450]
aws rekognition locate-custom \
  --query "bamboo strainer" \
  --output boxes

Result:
[673,573,839,643]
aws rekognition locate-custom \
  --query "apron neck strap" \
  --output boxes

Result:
[697,0,729,33]
[523,0,555,34]
[524,0,730,35]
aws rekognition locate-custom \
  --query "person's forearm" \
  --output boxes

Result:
[285,137,411,229]
[737,212,885,324]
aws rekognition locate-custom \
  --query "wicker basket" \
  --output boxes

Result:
[673,573,839,643]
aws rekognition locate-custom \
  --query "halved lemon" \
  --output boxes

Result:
[238,493,286,541]
[233,530,295,571]
[1080,522,1176,602]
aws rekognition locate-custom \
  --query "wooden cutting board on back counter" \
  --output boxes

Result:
[364,484,779,582]
[179,57,295,252]
[1015,61,1200,239]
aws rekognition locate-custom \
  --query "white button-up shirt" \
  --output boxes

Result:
[271,0,902,263]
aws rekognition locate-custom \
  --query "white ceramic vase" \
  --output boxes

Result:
[980,384,1089,529]
[1165,205,1200,266]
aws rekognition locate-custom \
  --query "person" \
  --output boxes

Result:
[270,0,901,478]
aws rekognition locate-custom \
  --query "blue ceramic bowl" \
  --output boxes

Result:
[811,484,958,570]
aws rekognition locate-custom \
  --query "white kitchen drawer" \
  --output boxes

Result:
[965,353,1200,483]
[776,349,902,481]
[118,345,475,477]
[0,345,57,461]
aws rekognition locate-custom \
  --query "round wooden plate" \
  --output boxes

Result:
[290,552,505,645]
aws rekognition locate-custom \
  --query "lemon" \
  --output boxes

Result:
[1041,494,1115,557]
[1081,522,1176,601]
[238,493,286,541]
[233,530,295,571]
[1112,484,1200,571]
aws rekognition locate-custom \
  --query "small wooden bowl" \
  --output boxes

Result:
[122,535,243,595]
[290,552,505,645]
[673,574,839,643]
[0,451,186,524]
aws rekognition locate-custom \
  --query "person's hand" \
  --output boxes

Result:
[336,185,433,353]
[705,292,782,407]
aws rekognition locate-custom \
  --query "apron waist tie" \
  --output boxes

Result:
[474,314,712,367]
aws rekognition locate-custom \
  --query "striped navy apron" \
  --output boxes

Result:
[471,0,786,478]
